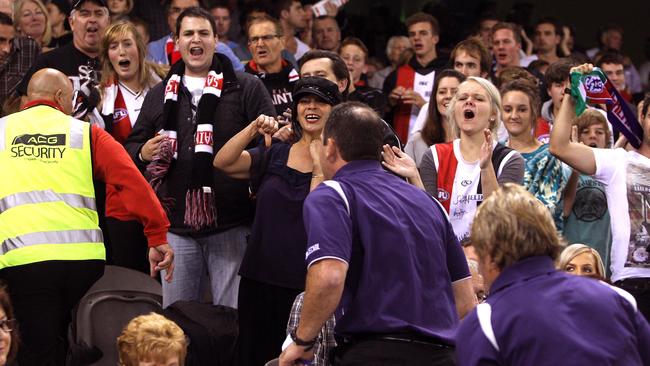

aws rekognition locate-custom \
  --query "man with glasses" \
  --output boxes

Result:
[244,15,298,116]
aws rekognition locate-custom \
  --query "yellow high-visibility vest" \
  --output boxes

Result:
[0,104,105,270]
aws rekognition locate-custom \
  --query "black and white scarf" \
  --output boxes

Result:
[147,56,224,230]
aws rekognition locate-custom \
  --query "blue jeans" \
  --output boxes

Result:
[162,226,249,308]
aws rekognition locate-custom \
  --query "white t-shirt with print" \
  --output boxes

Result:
[183,75,206,110]
[594,147,650,282]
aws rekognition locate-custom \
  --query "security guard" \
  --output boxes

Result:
[0,68,174,366]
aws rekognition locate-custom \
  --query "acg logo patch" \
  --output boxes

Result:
[11,133,67,159]
[12,134,66,146]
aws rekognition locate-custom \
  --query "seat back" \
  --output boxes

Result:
[68,266,163,366]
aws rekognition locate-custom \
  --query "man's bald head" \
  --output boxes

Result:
[26,69,74,115]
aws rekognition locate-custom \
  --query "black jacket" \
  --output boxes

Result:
[125,54,275,235]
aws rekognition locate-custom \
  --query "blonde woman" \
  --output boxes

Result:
[117,313,186,366]
[384,77,525,241]
[14,0,52,50]
[558,243,606,280]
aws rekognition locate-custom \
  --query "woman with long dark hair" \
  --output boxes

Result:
[406,69,466,166]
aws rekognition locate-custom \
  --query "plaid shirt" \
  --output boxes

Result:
[0,37,40,106]
[286,292,337,366]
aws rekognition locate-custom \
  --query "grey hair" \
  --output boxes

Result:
[70,6,109,20]
[448,76,502,138]
[385,35,409,58]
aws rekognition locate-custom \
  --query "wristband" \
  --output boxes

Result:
[290,330,316,350]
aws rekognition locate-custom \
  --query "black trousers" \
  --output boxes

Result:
[237,277,302,366]
[0,260,104,366]
[615,278,650,322]
[333,338,456,366]
[105,217,150,275]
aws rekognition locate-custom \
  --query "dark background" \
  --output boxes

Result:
[338,0,648,65]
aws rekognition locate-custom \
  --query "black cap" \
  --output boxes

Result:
[72,0,108,12]
[292,77,343,106]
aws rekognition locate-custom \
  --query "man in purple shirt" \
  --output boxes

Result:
[279,102,475,366]
[456,183,650,366]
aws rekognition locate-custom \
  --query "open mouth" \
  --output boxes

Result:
[118,59,130,67]
[305,114,321,123]
[463,110,475,119]
[190,47,204,56]
[256,49,268,57]
[87,26,98,35]
[588,143,597,148]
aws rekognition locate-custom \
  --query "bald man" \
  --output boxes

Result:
[0,68,174,366]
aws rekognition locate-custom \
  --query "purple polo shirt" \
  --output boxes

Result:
[303,160,470,344]
[455,256,650,365]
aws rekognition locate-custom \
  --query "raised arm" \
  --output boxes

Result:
[479,129,499,199]
[549,64,597,175]
[213,114,278,179]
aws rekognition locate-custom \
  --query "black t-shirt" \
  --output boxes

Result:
[349,85,388,120]
[47,33,73,49]
[16,43,100,96]
[244,60,298,116]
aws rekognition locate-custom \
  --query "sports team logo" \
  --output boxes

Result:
[437,188,450,201]
[113,108,128,123]
[584,75,604,94]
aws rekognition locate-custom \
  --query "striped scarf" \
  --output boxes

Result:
[147,56,224,230]
[570,68,643,148]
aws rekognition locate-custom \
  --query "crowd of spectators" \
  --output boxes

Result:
[1,0,650,365]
